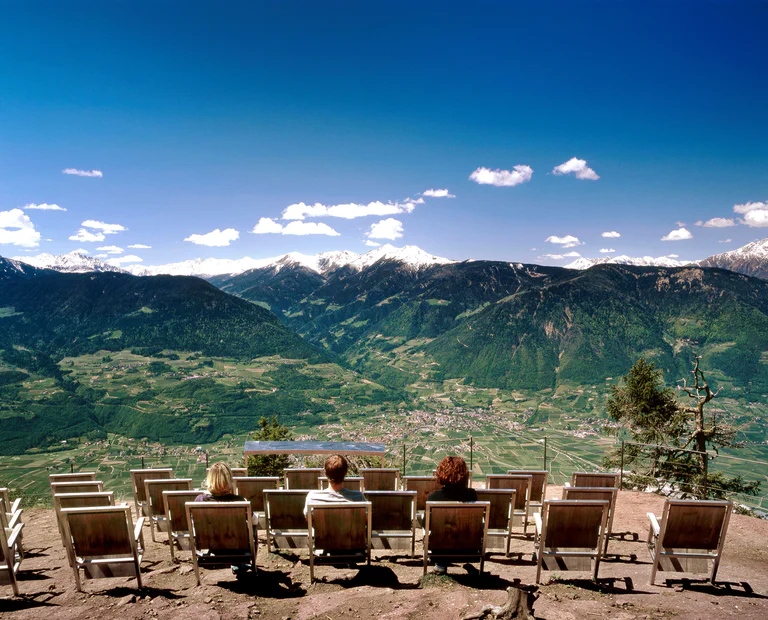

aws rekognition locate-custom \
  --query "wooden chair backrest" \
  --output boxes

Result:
[402,476,441,511]
[318,477,363,491]
[562,486,617,507]
[571,472,619,488]
[233,477,280,512]
[425,502,488,552]
[51,481,104,496]
[0,522,11,564]
[49,472,97,487]
[308,502,370,550]
[360,469,400,491]
[507,470,548,503]
[145,479,192,514]
[0,488,9,509]
[62,505,134,557]
[207,467,248,477]
[284,468,325,490]
[130,469,174,503]
[187,501,252,550]
[485,475,531,510]
[55,491,114,512]
[475,489,516,530]
[264,490,310,530]
[366,491,416,530]
[661,500,731,550]
[162,491,201,532]
[541,500,607,549]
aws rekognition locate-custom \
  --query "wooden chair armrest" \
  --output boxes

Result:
[7,523,23,549]
[533,512,543,535]
[647,512,660,536]
[563,482,571,488]
[8,509,23,529]
[10,498,21,513]
[134,517,146,542]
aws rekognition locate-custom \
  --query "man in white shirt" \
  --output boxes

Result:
[304,454,366,516]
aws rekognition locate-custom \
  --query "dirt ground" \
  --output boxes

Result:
[2,488,767,619]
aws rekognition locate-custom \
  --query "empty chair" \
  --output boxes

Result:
[485,474,532,534]
[186,501,257,586]
[49,472,97,491]
[318,476,363,491]
[562,486,618,553]
[263,489,310,551]
[402,476,441,514]
[54,491,115,550]
[61,504,145,592]
[306,501,372,582]
[360,468,401,491]
[647,498,732,585]
[534,499,609,583]
[144,478,193,542]
[162,490,201,562]
[284,468,325,490]
[0,516,23,596]
[569,472,620,489]
[366,490,417,557]
[0,489,23,559]
[423,501,490,575]
[207,467,247,478]
[507,470,548,511]
[234,476,280,528]
[50,481,104,497]
[130,468,174,517]
[475,489,516,556]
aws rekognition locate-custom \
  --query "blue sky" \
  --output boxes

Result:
[1,1,767,266]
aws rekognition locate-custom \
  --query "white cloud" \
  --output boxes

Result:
[96,245,124,255]
[602,231,621,238]
[366,218,404,241]
[0,208,41,248]
[661,227,693,241]
[552,157,599,180]
[718,238,732,243]
[69,228,105,242]
[106,254,143,266]
[695,218,736,228]
[676,221,686,227]
[545,234,582,248]
[62,168,103,178]
[668,254,680,258]
[128,244,151,249]
[72,248,89,254]
[282,199,418,220]
[541,251,581,260]
[24,203,66,212]
[94,254,108,258]
[469,165,533,187]
[733,201,768,227]
[82,219,126,234]
[184,228,240,246]
[422,189,455,198]
[600,248,615,253]
[364,240,380,247]
[251,218,340,236]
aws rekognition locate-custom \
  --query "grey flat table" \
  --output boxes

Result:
[243,440,386,457]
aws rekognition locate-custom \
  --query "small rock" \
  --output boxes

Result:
[205,597,213,604]
[116,594,136,607]
[180,565,194,575]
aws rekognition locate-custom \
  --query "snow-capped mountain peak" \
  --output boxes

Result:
[697,238,768,280]
[565,255,693,270]
[348,244,455,271]
[12,251,124,273]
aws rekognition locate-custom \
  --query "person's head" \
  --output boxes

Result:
[324,454,348,484]
[435,456,470,488]
[206,462,234,495]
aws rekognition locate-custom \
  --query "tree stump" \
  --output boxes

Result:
[461,585,538,620]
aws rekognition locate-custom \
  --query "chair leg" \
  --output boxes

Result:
[309,554,315,583]
[150,518,157,543]
[193,555,201,586]
[135,563,143,590]
[169,535,176,562]
[710,553,722,584]
[535,549,543,584]
[73,564,83,592]
[649,548,659,585]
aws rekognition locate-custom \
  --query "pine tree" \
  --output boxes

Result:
[246,416,293,476]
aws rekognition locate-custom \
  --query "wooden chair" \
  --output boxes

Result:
[186,501,257,586]
[0,489,23,557]
[54,491,115,550]
[284,468,324,490]
[162,490,201,562]
[533,499,609,583]
[647,499,732,585]
[562,486,618,553]
[207,467,248,478]
[365,490,417,557]
[144,478,192,542]
[50,480,104,497]
[360,468,401,491]
[485,474,532,534]
[234,476,280,528]
[423,501,490,575]
[569,472,620,489]
[0,518,23,596]
[129,468,174,517]
[61,505,145,592]
[402,476,441,514]
[263,489,310,551]
[49,472,97,492]
[476,489,516,556]
[507,470,548,511]
[318,476,363,491]
[306,501,372,582]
